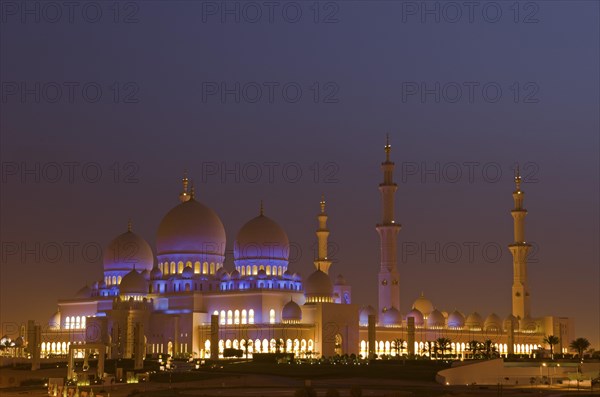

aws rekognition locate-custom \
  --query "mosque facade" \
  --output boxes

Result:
[37,140,574,368]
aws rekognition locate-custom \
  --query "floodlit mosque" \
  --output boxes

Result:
[30,139,574,375]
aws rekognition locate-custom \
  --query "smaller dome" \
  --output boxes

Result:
[150,266,163,280]
[283,270,293,279]
[75,285,91,299]
[334,274,346,285]
[293,272,301,281]
[447,310,465,328]
[521,316,538,332]
[48,310,61,329]
[304,270,333,298]
[412,293,434,317]
[381,307,402,326]
[427,309,445,328]
[216,267,227,278]
[359,305,377,324]
[141,269,150,281]
[120,270,149,295]
[257,269,267,279]
[182,266,194,279]
[230,269,241,279]
[465,312,483,330]
[484,313,502,331]
[503,314,519,331]
[282,299,302,322]
[405,308,424,326]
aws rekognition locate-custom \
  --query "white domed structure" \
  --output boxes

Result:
[234,205,289,275]
[150,265,163,280]
[405,308,425,327]
[156,197,226,271]
[447,310,465,328]
[48,310,61,330]
[103,223,154,286]
[484,313,502,331]
[181,266,194,279]
[465,312,483,330]
[304,269,333,303]
[359,305,377,325]
[427,309,445,328]
[120,269,149,295]
[381,307,402,326]
[412,293,434,318]
[282,299,302,323]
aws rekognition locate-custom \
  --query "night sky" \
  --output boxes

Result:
[1,1,598,346]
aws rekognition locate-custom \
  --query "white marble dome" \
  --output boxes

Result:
[412,293,434,317]
[120,269,149,295]
[282,299,302,322]
[156,198,226,257]
[234,210,289,262]
[465,312,483,330]
[103,226,154,273]
[405,308,425,326]
[427,309,445,328]
[304,269,333,299]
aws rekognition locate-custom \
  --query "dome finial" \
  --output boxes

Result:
[385,133,391,162]
[127,218,132,232]
[260,200,264,216]
[179,170,191,202]
[320,194,326,214]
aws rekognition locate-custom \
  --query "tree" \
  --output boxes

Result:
[436,338,452,359]
[481,340,497,359]
[569,338,591,359]
[543,335,560,360]
[466,340,481,359]
[392,338,405,357]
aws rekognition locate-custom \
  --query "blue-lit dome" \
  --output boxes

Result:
[405,308,424,326]
[156,198,226,258]
[234,210,289,268]
[359,305,377,325]
[103,227,154,273]
[381,307,402,326]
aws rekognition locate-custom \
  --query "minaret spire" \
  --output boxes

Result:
[260,200,264,216]
[509,163,531,320]
[179,170,191,202]
[314,194,332,274]
[376,135,401,315]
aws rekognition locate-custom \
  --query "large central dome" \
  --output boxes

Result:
[156,198,226,257]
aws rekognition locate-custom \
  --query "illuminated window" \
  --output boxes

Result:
[269,309,275,324]
[241,309,247,324]
[170,262,176,274]
[252,265,257,275]
[234,310,240,324]
[203,262,208,274]
[194,262,200,274]
[227,310,233,325]
[266,265,271,275]
[178,262,184,273]
[210,263,215,274]
[81,317,86,329]
[220,310,226,325]
[249,309,255,324]
[65,317,71,329]
[246,265,251,275]
[240,266,245,276]
[112,276,117,285]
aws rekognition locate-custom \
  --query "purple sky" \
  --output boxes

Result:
[1,1,598,346]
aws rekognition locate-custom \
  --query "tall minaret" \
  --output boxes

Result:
[376,135,401,314]
[179,170,191,202]
[314,194,332,274]
[508,165,531,320]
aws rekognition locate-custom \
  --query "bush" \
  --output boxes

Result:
[326,388,340,397]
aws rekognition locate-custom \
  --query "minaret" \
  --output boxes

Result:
[314,194,332,274]
[376,135,401,314]
[508,165,531,320]
[179,170,191,202]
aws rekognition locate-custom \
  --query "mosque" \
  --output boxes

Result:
[35,138,574,375]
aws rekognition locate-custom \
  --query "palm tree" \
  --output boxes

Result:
[467,340,480,359]
[482,339,497,359]
[569,338,591,359]
[543,335,560,360]
[436,338,452,359]
[392,338,405,357]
